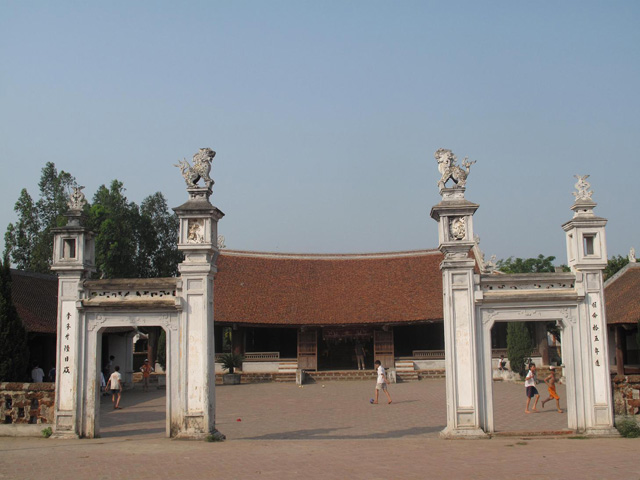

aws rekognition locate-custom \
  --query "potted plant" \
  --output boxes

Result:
[217,353,244,385]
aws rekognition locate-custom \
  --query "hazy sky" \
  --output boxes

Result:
[1,1,639,264]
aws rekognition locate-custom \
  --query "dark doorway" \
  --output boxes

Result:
[318,329,373,370]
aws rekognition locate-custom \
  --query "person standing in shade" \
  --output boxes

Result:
[372,360,392,404]
[106,365,123,409]
[31,364,45,383]
[140,359,154,391]
[524,363,539,413]
[355,341,366,371]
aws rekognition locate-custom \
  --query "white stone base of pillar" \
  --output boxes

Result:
[439,427,489,439]
[583,427,620,437]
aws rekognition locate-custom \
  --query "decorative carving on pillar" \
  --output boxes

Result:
[450,217,466,240]
[175,148,216,190]
[187,219,205,243]
[435,148,476,191]
[217,235,226,249]
[572,175,593,201]
[68,186,87,211]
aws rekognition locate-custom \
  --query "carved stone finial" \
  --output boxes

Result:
[572,175,593,201]
[175,148,216,190]
[629,247,636,263]
[435,148,476,192]
[67,186,87,211]
[217,235,226,249]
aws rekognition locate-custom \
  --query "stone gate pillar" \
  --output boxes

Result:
[50,188,95,438]
[430,149,486,438]
[173,150,224,438]
[562,176,617,435]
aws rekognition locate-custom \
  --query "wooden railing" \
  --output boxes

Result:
[412,350,445,359]
[244,352,280,361]
[412,349,509,359]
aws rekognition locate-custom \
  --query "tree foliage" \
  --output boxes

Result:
[4,163,75,273]
[604,254,631,280]
[0,255,30,381]
[88,182,181,279]
[496,254,557,274]
[506,322,534,378]
[4,163,182,279]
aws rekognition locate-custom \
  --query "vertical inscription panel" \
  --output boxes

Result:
[186,294,204,413]
[588,292,608,405]
[452,287,472,408]
[58,300,77,411]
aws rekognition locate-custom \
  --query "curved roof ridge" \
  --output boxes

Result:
[219,249,441,260]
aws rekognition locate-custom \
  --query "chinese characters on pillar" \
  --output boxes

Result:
[62,312,72,375]
[591,301,601,367]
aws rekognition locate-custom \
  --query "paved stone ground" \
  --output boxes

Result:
[1,379,638,479]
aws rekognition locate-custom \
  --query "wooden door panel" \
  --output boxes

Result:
[298,330,317,371]
[374,330,394,369]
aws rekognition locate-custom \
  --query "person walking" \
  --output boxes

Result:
[525,363,539,413]
[106,365,123,409]
[372,360,392,404]
[541,366,563,413]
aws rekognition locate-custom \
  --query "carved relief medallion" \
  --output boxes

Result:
[450,217,466,240]
[187,219,205,243]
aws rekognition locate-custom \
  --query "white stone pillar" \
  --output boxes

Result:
[50,200,95,438]
[561,176,617,435]
[431,186,486,438]
[173,186,224,438]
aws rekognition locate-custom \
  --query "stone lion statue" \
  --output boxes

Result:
[175,148,216,189]
[435,148,476,191]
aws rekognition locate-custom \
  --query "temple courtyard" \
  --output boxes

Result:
[0,379,638,479]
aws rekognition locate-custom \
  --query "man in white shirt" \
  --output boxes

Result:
[372,360,392,405]
[105,365,123,409]
[524,363,539,414]
[31,364,45,383]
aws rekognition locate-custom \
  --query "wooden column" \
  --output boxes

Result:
[615,325,625,376]
[232,327,245,356]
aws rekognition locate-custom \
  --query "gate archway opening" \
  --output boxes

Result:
[485,319,569,435]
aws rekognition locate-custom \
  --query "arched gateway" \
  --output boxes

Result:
[49,148,617,439]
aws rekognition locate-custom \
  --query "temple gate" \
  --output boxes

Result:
[50,149,223,439]
[431,150,617,437]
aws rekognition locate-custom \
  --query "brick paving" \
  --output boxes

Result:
[1,379,638,480]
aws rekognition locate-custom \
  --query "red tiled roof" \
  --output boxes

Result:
[605,263,640,325]
[214,250,446,326]
[8,249,450,331]
[10,270,58,334]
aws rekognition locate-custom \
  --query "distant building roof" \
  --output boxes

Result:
[10,270,58,334]
[214,249,446,327]
[604,262,640,325]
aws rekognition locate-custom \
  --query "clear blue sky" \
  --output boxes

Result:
[1,1,639,263]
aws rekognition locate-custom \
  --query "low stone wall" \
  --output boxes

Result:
[612,374,640,416]
[0,383,55,425]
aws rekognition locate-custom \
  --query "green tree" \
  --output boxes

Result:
[4,163,75,273]
[0,255,30,381]
[604,254,631,280]
[90,180,141,278]
[138,192,181,278]
[156,329,166,370]
[506,322,534,378]
[4,190,39,270]
[496,254,557,273]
